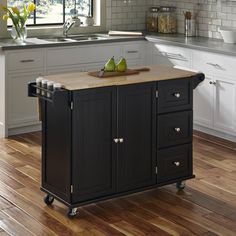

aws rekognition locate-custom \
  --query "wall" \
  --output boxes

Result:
[106,0,150,30]
[107,0,236,39]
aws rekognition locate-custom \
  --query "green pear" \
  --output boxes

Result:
[104,57,116,72]
[116,58,127,72]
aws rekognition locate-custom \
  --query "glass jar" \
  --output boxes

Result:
[158,6,177,33]
[147,7,159,32]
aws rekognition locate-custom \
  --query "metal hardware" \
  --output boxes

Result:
[155,166,158,174]
[160,52,188,61]
[174,92,181,98]
[113,138,119,143]
[206,62,224,70]
[20,59,35,63]
[70,101,74,110]
[156,90,159,98]
[174,161,180,167]
[126,50,139,54]
[70,185,74,194]
[63,17,77,36]
[209,81,216,85]
[175,127,181,132]
[119,138,124,143]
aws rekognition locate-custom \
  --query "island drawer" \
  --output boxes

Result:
[157,111,192,148]
[157,78,192,114]
[157,144,192,183]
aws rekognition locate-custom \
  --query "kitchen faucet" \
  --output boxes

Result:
[63,17,77,37]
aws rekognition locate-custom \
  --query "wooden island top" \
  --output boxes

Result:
[42,65,198,91]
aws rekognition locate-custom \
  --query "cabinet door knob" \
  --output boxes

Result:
[174,161,180,167]
[119,138,124,143]
[113,138,119,143]
[175,127,181,132]
[209,81,216,85]
[174,92,181,98]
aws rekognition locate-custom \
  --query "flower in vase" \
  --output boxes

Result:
[1,2,36,41]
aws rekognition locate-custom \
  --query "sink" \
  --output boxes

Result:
[38,34,108,43]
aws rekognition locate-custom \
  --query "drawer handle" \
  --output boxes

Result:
[113,138,119,143]
[119,138,124,143]
[206,62,224,70]
[174,161,180,167]
[20,59,35,63]
[174,127,181,132]
[126,50,139,54]
[174,92,181,98]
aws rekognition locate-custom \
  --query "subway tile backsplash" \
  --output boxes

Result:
[106,0,236,39]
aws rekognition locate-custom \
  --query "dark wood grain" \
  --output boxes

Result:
[0,131,235,235]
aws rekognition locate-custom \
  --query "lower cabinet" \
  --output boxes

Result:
[194,75,236,136]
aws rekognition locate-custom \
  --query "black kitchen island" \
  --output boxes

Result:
[28,65,204,217]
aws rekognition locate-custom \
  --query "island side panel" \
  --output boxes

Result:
[41,91,72,204]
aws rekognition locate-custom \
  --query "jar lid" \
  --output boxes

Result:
[36,77,43,82]
[53,83,62,89]
[149,7,159,13]
[159,6,176,12]
[47,81,54,86]
[41,79,48,84]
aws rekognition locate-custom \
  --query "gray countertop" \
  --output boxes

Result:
[0,34,145,50]
[1,32,236,57]
[146,33,236,57]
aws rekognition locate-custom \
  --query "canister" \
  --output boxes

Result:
[158,6,177,33]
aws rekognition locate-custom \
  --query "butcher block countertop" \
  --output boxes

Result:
[42,65,198,91]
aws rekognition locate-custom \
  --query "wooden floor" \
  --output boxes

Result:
[0,132,235,236]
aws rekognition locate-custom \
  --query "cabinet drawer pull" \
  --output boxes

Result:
[119,138,124,143]
[174,127,181,132]
[126,50,139,54]
[20,59,35,63]
[113,138,119,143]
[174,161,180,167]
[174,92,181,98]
[206,62,224,70]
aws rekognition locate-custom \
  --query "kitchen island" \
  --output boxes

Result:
[28,65,204,217]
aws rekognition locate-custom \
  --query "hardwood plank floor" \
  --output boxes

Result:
[0,132,235,236]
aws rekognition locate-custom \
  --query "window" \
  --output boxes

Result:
[7,0,93,26]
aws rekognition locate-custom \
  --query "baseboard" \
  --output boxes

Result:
[0,122,6,138]
[8,124,41,136]
[193,124,236,143]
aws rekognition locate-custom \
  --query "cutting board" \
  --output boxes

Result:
[88,67,150,78]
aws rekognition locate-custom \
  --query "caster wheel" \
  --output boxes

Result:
[176,181,186,190]
[44,194,54,205]
[67,207,78,218]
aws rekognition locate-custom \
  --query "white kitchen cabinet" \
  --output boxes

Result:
[5,49,44,136]
[193,76,214,127]
[152,44,191,68]
[1,41,146,137]
[7,71,42,134]
[122,42,146,67]
[192,49,236,141]
[213,76,236,134]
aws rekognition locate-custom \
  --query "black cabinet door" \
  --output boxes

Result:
[72,87,117,203]
[117,82,156,192]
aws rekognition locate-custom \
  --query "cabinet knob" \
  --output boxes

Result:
[174,161,180,167]
[174,127,181,132]
[113,138,119,143]
[174,92,181,98]
[119,138,124,143]
[209,81,216,85]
